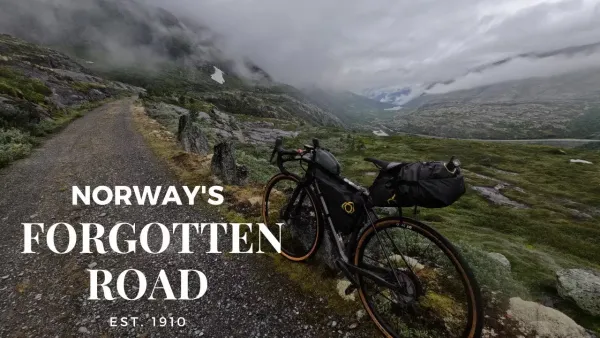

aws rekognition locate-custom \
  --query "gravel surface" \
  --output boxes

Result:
[0,98,372,337]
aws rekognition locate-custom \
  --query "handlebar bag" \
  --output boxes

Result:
[369,161,465,208]
[313,149,341,175]
[314,169,364,234]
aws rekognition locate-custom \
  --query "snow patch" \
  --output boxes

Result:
[384,106,403,111]
[570,159,593,164]
[373,130,389,137]
[211,66,225,84]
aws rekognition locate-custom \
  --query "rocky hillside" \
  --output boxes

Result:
[0,34,139,167]
[0,0,398,130]
[367,66,600,140]
[359,41,600,140]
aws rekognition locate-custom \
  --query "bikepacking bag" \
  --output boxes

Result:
[314,170,364,234]
[369,161,466,208]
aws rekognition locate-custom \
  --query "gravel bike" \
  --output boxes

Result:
[261,137,483,338]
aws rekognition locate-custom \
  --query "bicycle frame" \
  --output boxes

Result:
[282,170,405,292]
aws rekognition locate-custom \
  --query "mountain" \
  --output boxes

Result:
[300,87,397,124]
[377,68,600,139]
[363,86,415,106]
[0,33,140,167]
[367,41,600,107]
[0,0,358,128]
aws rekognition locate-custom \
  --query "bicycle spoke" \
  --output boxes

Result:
[357,219,479,338]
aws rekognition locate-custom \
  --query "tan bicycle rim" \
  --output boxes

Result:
[262,173,321,262]
[354,218,479,338]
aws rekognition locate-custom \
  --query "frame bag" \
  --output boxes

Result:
[369,161,465,208]
[315,170,364,234]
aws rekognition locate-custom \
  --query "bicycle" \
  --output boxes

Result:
[261,137,483,338]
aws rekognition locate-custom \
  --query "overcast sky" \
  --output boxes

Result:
[159,0,600,92]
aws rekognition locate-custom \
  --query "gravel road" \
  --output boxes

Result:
[0,98,371,337]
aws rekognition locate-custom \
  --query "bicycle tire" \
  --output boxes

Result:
[262,173,323,261]
[354,217,484,338]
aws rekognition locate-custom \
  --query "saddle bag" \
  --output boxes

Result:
[369,161,465,208]
[314,170,364,234]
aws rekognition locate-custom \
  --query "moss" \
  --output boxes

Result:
[70,81,106,93]
[0,66,51,104]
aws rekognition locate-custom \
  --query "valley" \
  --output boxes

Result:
[0,0,599,337]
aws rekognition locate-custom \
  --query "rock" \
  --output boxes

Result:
[336,279,356,301]
[471,186,528,209]
[78,327,90,334]
[178,113,210,155]
[570,159,593,164]
[356,310,366,321]
[487,252,511,270]
[507,297,591,338]
[243,127,299,145]
[210,142,248,185]
[88,262,97,269]
[568,208,593,220]
[88,89,105,100]
[556,269,600,316]
[389,255,425,271]
[348,323,358,330]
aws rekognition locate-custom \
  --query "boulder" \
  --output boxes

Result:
[177,113,209,155]
[507,297,592,338]
[556,269,600,316]
[210,141,248,185]
[487,252,511,270]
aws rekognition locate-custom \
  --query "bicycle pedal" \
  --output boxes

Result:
[344,284,357,295]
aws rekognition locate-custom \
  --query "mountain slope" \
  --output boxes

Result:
[0,0,353,128]
[377,67,600,139]
[0,33,139,167]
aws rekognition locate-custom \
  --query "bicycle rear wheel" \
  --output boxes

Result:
[262,173,322,261]
[354,217,483,338]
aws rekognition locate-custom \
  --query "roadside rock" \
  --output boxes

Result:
[211,141,248,185]
[507,297,591,338]
[487,252,511,270]
[336,279,356,301]
[177,114,210,155]
[556,269,600,316]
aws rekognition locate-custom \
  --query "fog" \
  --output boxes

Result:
[1,0,600,93]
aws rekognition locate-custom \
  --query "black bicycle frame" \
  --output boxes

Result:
[283,172,404,292]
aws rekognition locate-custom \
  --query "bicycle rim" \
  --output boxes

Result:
[355,217,483,338]
[262,173,322,261]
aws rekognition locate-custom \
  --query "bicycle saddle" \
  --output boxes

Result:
[364,158,403,171]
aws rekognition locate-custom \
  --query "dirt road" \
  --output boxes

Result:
[0,98,366,337]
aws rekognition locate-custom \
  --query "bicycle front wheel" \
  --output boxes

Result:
[262,173,322,261]
[355,217,483,338]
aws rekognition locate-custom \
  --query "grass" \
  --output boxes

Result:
[135,96,600,334]
[0,66,51,104]
[70,81,106,93]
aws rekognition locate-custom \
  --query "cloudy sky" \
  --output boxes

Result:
[161,0,600,92]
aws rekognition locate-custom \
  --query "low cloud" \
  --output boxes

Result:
[1,0,600,92]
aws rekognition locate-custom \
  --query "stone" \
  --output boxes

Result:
[487,252,511,270]
[507,297,591,338]
[210,142,248,185]
[471,186,528,209]
[556,269,600,316]
[178,113,210,155]
[336,279,356,301]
